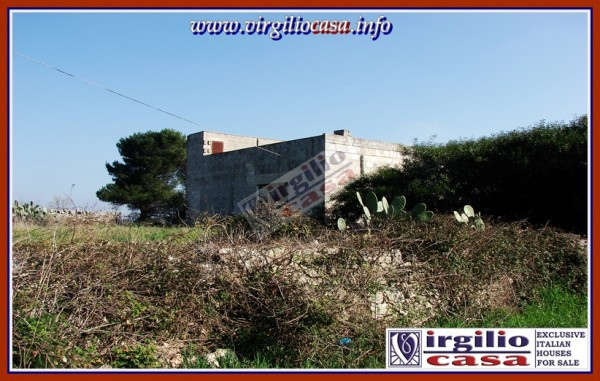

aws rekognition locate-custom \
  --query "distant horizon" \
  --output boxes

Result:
[10,9,590,209]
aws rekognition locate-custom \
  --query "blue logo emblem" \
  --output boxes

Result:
[388,330,421,367]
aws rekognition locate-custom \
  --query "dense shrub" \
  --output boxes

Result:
[330,116,588,234]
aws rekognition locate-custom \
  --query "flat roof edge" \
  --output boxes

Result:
[187,130,285,142]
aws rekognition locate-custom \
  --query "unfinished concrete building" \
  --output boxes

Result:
[186,129,405,217]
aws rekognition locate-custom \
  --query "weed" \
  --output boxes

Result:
[13,313,67,368]
[111,343,160,368]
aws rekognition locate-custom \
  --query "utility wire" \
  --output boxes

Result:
[14,51,203,128]
[255,145,282,157]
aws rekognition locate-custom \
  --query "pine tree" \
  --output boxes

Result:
[97,129,186,222]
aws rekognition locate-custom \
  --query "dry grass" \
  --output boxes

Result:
[11,215,587,368]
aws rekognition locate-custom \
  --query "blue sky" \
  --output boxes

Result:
[10,10,589,209]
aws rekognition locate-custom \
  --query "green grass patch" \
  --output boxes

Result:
[436,285,587,328]
[12,224,204,245]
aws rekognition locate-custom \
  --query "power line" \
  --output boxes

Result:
[255,145,282,156]
[14,51,203,128]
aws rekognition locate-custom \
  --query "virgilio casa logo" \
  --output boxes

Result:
[387,328,589,371]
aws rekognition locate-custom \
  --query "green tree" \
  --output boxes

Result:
[97,129,186,222]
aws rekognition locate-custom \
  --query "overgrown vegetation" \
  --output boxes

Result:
[330,116,588,234]
[12,116,589,369]
[12,215,586,369]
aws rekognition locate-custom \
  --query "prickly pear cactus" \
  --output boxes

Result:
[464,205,475,218]
[454,205,485,231]
[410,203,427,217]
[337,217,347,231]
[365,191,379,216]
[352,191,434,226]
[356,192,365,207]
[12,200,48,222]
[416,210,434,222]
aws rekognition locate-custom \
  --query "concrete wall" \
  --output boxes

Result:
[186,130,406,216]
[323,134,404,202]
[187,134,325,215]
